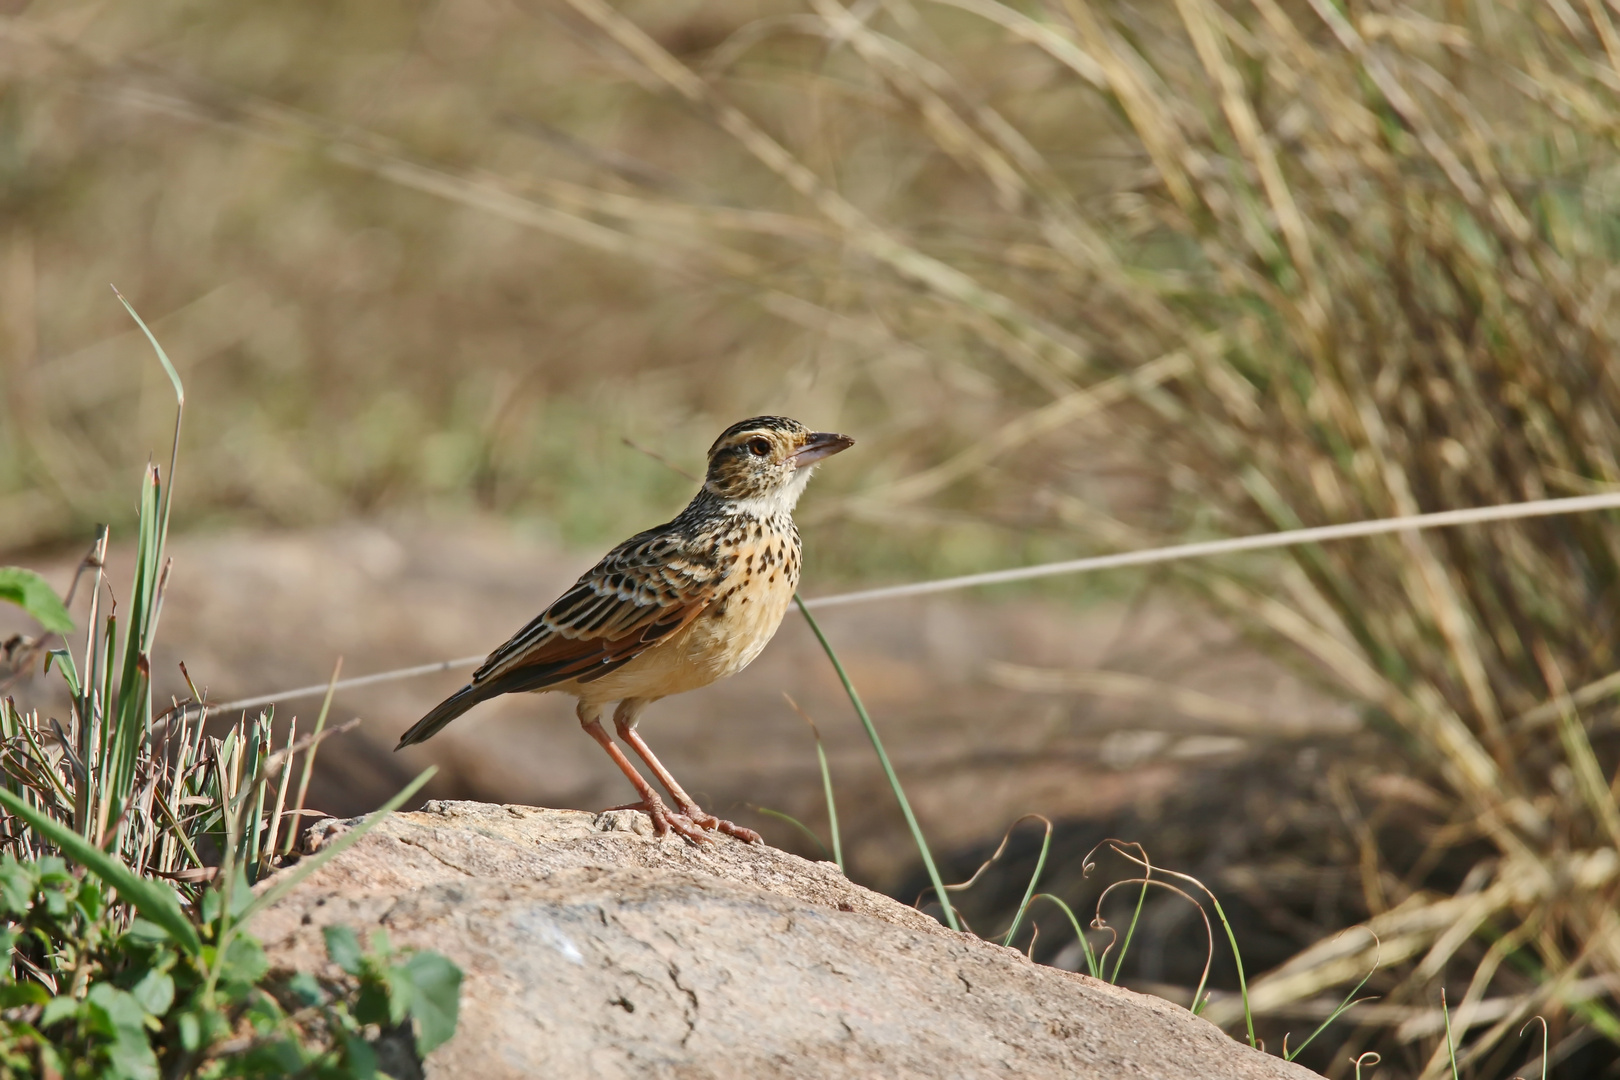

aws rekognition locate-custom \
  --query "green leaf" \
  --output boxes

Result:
[39,995,78,1028]
[355,976,392,1028]
[202,864,253,929]
[0,856,35,913]
[222,933,269,989]
[129,969,174,1016]
[199,888,220,927]
[40,884,70,920]
[402,951,462,1054]
[86,983,163,1079]
[103,1024,160,1080]
[339,1029,379,1080]
[124,919,171,947]
[286,971,326,1007]
[0,787,200,955]
[242,1037,304,1075]
[43,648,80,696]
[384,964,413,1027]
[0,984,48,1009]
[324,925,363,976]
[0,568,73,635]
[76,876,105,921]
[192,1005,230,1049]
[85,982,148,1035]
[176,1011,201,1052]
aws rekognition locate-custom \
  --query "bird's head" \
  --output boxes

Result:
[703,416,854,510]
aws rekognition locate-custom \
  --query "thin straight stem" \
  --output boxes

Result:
[793,594,959,932]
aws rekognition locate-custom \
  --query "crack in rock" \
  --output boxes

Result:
[397,834,482,877]
[667,961,700,1047]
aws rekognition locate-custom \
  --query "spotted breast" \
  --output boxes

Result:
[574,505,801,705]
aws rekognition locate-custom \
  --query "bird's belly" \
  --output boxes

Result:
[578,570,796,703]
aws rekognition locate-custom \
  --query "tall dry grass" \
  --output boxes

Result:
[6,0,1620,1074]
[535,1,1620,1074]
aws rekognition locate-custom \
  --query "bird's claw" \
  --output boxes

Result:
[610,795,712,845]
[604,797,760,844]
[678,804,763,844]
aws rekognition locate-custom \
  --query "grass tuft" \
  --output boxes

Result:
[0,293,458,1072]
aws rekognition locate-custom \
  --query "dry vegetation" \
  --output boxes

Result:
[5,0,1620,1075]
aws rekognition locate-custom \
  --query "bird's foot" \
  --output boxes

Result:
[677,803,762,844]
[606,795,711,845]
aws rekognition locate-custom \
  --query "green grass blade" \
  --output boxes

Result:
[16,723,75,809]
[112,287,185,407]
[1109,879,1149,983]
[106,467,161,839]
[284,658,341,857]
[814,738,843,873]
[262,719,298,870]
[1205,889,1256,1048]
[1442,990,1460,1079]
[794,595,959,931]
[1285,932,1379,1061]
[148,785,206,872]
[111,290,183,639]
[784,694,842,873]
[1002,818,1051,948]
[1031,893,1099,977]
[0,786,200,954]
[44,649,81,698]
[245,719,267,872]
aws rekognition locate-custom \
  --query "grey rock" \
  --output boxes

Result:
[254,801,1318,1079]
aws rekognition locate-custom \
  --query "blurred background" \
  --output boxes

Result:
[4,0,1620,1075]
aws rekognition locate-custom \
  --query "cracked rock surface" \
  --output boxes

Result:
[255,801,1318,1079]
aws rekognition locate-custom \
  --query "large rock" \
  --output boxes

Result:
[254,801,1317,1079]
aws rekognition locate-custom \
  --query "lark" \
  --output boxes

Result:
[396,416,854,844]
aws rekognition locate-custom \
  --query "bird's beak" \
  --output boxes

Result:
[790,432,855,468]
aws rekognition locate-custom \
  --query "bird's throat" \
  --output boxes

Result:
[716,465,814,519]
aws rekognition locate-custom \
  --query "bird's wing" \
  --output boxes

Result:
[469,526,726,694]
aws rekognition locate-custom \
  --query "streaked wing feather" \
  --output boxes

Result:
[470,527,724,691]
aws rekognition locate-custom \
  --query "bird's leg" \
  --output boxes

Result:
[577,701,708,845]
[613,700,762,843]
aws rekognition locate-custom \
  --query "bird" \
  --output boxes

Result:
[395,416,854,845]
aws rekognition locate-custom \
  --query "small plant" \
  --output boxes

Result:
[0,853,456,1078]
[0,294,461,1076]
[317,926,462,1061]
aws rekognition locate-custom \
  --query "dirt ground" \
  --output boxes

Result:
[1,516,1355,889]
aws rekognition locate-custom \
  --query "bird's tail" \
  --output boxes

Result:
[396,683,486,749]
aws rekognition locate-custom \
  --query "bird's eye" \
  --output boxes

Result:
[747,437,772,457]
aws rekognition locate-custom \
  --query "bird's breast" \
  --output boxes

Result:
[681,520,801,679]
[578,517,801,703]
